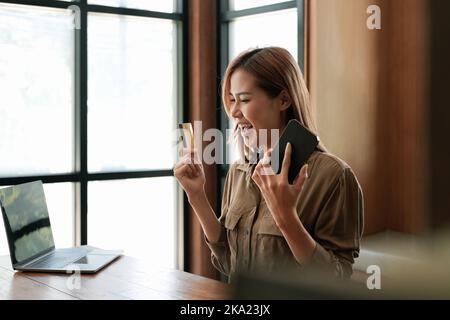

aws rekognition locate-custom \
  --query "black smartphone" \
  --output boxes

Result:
[270,119,320,184]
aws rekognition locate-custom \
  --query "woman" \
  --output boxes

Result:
[174,47,364,283]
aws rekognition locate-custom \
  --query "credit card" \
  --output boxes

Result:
[178,123,194,150]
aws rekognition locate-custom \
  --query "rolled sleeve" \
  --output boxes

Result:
[303,167,364,279]
[204,228,230,276]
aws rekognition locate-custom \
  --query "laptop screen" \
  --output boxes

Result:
[0,181,55,265]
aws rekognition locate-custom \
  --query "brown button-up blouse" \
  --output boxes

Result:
[205,150,364,283]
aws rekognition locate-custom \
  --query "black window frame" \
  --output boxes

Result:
[0,0,188,268]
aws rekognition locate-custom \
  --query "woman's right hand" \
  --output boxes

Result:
[173,148,206,199]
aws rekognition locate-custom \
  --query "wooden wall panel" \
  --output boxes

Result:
[188,0,218,279]
[307,0,427,235]
[428,0,450,231]
[308,0,384,235]
[378,0,427,233]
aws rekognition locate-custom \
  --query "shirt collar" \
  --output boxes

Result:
[236,162,253,173]
[236,150,322,174]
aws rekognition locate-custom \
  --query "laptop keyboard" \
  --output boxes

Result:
[28,252,84,269]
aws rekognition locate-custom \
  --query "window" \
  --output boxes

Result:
[229,9,298,62]
[0,0,186,269]
[88,0,176,13]
[0,2,75,257]
[88,13,177,172]
[218,0,304,169]
[88,177,176,267]
[229,0,292,11]
[0,3,75,177]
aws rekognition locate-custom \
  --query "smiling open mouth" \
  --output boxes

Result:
[240,124,254,137]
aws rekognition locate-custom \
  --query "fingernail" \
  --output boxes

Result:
[305,164,309,178]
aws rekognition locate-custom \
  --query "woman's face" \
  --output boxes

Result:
[229,69,289,151]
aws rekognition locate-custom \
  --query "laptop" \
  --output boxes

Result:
[0,180,122,273]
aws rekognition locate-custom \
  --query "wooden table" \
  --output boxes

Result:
[0,255,231,300]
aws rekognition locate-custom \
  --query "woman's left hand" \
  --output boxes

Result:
[251,143,309,228]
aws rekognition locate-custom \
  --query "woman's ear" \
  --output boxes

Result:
[278,90,292,111]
